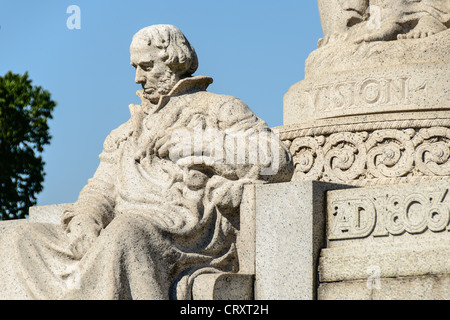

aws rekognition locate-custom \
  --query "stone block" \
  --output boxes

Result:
[284,21,449,125]
[254,181,349,300]
[284,62,449,125]
[0,203,73,238]
[236,184,257,274]
[318,274,449,300]
[319,241,450,283]
[326,181,450,245]
[318,181,450,300]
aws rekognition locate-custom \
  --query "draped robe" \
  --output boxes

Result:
[0,76,293,299]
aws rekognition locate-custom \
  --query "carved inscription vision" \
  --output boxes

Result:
[306,76,428,113]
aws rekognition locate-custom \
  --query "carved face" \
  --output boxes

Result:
[130,36,180,104]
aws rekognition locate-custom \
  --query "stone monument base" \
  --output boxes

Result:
[0,180,448,300]
[254,180,449,300]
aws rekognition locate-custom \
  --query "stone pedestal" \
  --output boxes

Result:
[277,30,450,188]
[276,6,449,300]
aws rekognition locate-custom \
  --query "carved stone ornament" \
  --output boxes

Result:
[278,113,450,186]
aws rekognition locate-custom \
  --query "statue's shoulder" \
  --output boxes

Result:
[197,91,263,128]
[190,91,254,118]
[100,120,132,160]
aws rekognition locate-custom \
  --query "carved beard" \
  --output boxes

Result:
[139,70,179,105]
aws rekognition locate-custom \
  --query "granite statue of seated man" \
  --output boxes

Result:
[0,25,293,300]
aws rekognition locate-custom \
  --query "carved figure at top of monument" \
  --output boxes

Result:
[318,0,450,47]
[0,25,293,300]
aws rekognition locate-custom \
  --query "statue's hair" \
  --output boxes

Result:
[133,25,199,78]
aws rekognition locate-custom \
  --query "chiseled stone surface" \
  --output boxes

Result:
[319,274,450,300]
[325,181,450,245]
[192,273,255,300]
[285,58,449,124]
[236,184,257,275]
[254,181,348,300]
[3,192,257,301]
[0,219,28,238]
[29,203,73,224]
[320,241,450,282]
[278,111,450,187]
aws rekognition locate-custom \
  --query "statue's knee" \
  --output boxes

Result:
[102,214,154,244]
[1,223,31,241]
[0,223,44,250]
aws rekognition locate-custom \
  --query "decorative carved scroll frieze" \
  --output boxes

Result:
[280,117,450,186]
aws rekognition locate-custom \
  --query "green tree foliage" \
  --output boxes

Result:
[0,71,56,220]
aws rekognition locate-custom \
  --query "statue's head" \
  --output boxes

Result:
[130,25,199,104]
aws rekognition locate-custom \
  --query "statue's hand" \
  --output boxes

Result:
[66,214,102,259]
[155,126,218,161]
[153,127,189,158]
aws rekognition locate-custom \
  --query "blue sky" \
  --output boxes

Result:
[0,1,323,206]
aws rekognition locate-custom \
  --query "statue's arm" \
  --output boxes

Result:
[157,96,293,214]
[215,97,294,183]
[61,160,117,259]
[163,95,293,183]
[62,160,117,231]
[194,97,293,215]
[61,123,129,258]
[61,121,130,230]
[202,97,293,215]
